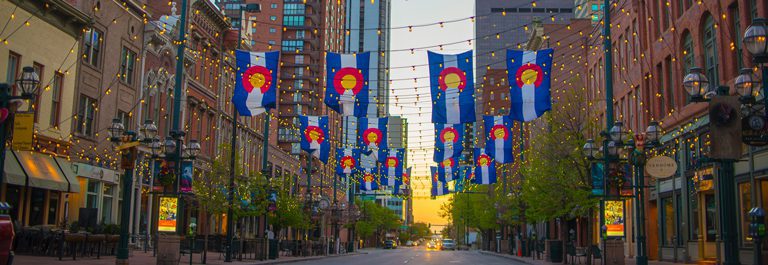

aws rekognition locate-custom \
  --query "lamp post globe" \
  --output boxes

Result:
[744,18,768,63]
[149,139,162,157]
[108,118,125,142]
[645,121,661,144]
[607,140,619,157]
[583,139,597,159]
[609,121,628,143]
[187,140,201,158]
[735,68,760,102]
[163,136,177,157]
[683,67,710,100]
[141,119,158,141]
[16,66,40,98]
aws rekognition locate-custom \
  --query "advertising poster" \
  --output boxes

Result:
[180,161,193,193]
[158,196,178,232]
[12,113,34,151]
[604,200,625,237]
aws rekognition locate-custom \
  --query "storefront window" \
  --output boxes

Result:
[47,191,59,225]
[738,182,752,247]
[6,185,21,222]
[688,176,699,241]
[662,197,675,246]
[102,184,114,224]
[86,180,100,209]
[705,194,717,242]
[28,188,45,226]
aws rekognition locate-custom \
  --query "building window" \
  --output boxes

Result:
[729,4,744,74]
[120,47,137,85]
[283,3,305,15]
[47,191,59,225]
[270,3,277,8]
[269,28,277,33]
[50,72,63,127]
[86,180,100,209]
[682,32,695,104]
[295,55,304,64]
[283,16,305,26]
[268,40,276,45]
[117,110,131,131]
[296,30,305,39]
[702,15,719,88]
[270,16,277,21]
[6,51,20,88]
[688,174,699,241]
[704,193,717,242]
[665,56,675,111]
[281,40,304,52]
[102,184,114,224]
[77,95,97,136]
[83,28,102,67]
[661,195,682,246]
[32,63,43,122]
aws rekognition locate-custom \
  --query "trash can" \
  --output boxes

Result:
[547,240,563,263]
[269,239,278,259]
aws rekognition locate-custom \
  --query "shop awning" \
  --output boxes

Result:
[12,150,80,193]
[4,150,26,186]
[54,157,81,193]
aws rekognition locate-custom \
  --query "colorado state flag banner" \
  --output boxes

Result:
[507,48,553,122]
[473,148,497,184]
[483,116,514,163]
[437,158,459,182]
[358,117,388,155]
[299,115,330,163]
[380,148,404,186]
[233,50,279,116]
[433,123,464,162]
[336,148,360,176]
[431,169,450,196]
[428,50,476,124]
[360,168,378,191]
[325,52,371,117]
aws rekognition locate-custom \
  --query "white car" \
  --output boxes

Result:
[440,239,456,250]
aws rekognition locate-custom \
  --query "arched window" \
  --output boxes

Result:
[682,31,695,104]
[701,15,719,88]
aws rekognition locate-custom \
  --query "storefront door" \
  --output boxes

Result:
[698,192,717,260]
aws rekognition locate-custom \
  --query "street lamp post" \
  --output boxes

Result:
[0,67,40,199]
[111,118,199,264]
[623,121,660,265]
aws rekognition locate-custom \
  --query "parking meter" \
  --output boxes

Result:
[748,207,765,265]
[0,202,15,265]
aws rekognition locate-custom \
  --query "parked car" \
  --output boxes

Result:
[405,240,414,246]
[384,240,397,249]
[440,239,456,250]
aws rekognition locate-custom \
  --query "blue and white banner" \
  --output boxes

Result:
[336,148,360,176]
[473,148,497,184]
[360,168,378,191]
[507,49,553,122]
[483,116,514,163]
[233,50,279,116]
[433,123,464,162]
[379,148,404,186]
[325,52,371,117]
[437,158,459,182]
[299,115,330,163]
[358,117,388,157]
[431,169,450,196]
[428,50,476,124]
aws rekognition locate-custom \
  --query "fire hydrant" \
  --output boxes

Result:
[0,202,15,265]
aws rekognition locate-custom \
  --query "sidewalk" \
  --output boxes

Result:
[478,250,686,265]
[12,250,367,265]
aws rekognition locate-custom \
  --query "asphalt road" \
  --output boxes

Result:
[288,247,525,265]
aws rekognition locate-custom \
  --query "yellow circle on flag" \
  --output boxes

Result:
[341,74,358,90]
[249,73,267,89]
[444,73,462,87]
[520,69,538,85]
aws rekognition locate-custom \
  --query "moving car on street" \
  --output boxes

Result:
[384,240,397,249]
[440,239,456,250]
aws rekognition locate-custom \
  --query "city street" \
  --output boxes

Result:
[290,248,523,265]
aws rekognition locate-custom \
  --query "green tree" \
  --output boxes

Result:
[440,185,498,244]
[519,76,599,225]
[409,222,431,240]
[354,199,401,246]
[270,187,310,234]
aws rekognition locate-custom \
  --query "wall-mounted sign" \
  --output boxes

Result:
[158,196,178,232]
[645,156,678,178]
[604,200,625,238]
[12,112,34,151]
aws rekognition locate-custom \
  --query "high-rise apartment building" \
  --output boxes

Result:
[475,0,574,82]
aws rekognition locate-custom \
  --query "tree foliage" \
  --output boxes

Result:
[354,199,401,239]
[520,77,599,222]
[408,222,431,240]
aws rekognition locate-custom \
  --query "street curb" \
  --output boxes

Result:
[477,250,535,265]
[253,251,368,265]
